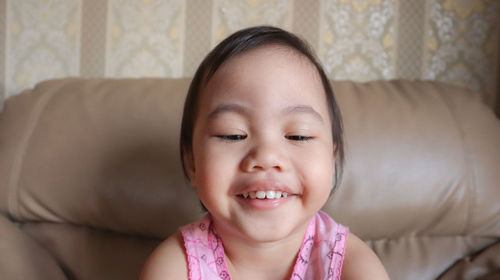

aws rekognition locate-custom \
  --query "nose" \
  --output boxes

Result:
[240,140,288,172]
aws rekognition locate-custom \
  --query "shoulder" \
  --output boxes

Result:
[139,231,189,280]
[341,232,390,280]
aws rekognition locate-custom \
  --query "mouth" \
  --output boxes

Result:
[237,190,289,200]
[235,189,297,210]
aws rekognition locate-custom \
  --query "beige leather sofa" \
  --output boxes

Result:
[1,78,499,280]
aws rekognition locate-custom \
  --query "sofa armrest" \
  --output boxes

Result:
[0,214,66,280]
[438,240,500,279]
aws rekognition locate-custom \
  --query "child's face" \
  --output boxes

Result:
[187,46,335,242]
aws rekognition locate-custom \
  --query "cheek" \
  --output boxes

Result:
[191,142,242,213]
[301,154,335,210]
[309,157,334,189]
[294,144,335,191]
[192,140,240,187]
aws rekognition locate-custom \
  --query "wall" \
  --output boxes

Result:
[0,0,499,111]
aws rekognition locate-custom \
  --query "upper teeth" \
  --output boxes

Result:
[242,191,288,199]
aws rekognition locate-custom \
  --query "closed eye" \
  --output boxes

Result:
[286,135,314,141]
[216,135,247,141]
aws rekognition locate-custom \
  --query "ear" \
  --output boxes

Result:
[183,147,196,186]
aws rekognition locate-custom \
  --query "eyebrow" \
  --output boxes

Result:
[207,103,249,120]
[283,105,324,123]
[207,103,324,123]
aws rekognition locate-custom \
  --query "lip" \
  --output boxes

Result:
[232,180,299,210]
[233,180,298,196]
[236,193,293,210]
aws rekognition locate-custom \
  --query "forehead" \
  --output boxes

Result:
[212,45,318,82]
[200,45,327,111]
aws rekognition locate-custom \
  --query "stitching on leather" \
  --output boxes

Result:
[7,84,57,220]
[433,85,476,236]
[366,234,497,243]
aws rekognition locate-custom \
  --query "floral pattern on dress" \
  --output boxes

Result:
[180,211,348,280]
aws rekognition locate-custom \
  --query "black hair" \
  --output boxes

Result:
[180,25,344,195]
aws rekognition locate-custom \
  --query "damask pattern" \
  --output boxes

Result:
[423,0,499,104]
[5,0,81,98]
[81,0,108,77]
[184,0,212,76]
[396,0,425,79]
[1,0,498,109]
[292,0,320,52]
[212,0,293,46]
[0,0,6,107]
[106,0,185,78]
[319,0,397,81]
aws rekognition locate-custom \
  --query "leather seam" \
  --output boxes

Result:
[428,86,475,235]
[7,85,56,220]
[366,234,498,243]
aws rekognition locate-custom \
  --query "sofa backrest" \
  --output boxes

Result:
[0,78,499,279]
[0,78,202,238]
[328,80,500,239]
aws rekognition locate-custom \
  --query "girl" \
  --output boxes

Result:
[141,26,389,280]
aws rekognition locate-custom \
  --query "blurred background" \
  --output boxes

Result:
[0,0,499,114]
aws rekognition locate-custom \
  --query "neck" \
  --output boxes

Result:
[214,220,310,280]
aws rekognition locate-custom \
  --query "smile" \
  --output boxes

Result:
[239,190,289,200]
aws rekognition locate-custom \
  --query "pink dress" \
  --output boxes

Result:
[180,211,349,280]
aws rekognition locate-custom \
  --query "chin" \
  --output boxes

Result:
[243,228,292,243]
[236,216,307,243]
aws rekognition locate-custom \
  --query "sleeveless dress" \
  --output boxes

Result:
[180,211,349,280]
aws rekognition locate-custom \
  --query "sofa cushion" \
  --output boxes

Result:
[0,215,66,280]
[0,78,202,237]
[1,78,499,240]
[325,80,500,240]
[21,221,159,280]
[438,240,500,279]
[0,78,499,279]
[368,235,496,280]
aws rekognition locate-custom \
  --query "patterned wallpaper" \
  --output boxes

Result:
[0,0,499,112]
